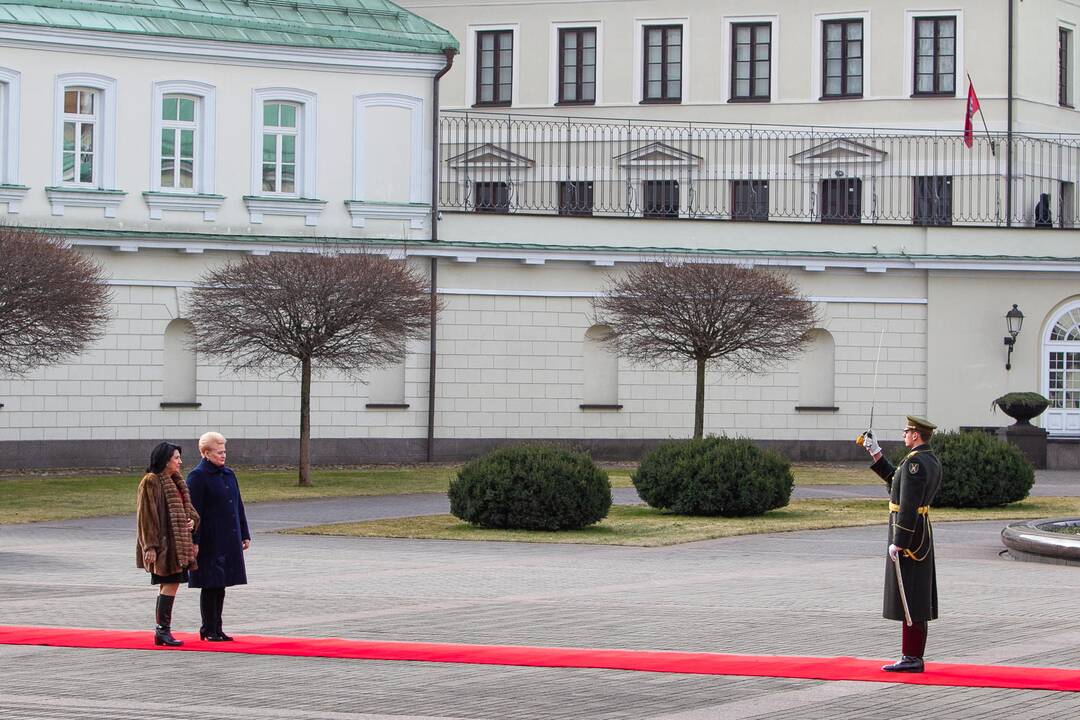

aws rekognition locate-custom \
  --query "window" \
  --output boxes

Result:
[820,178,861,224]
[731,23,771,101]
[476,30,513,106]
[160,95,197,191]
[643,180,678,218]
[1061,182,1076,229]
[1062,28,1074,108]
[913,17,956,96]
[642,25,682,103]
[559,180,593,216]
[731,180,768,221]
[61,88,98,185]
[474,181,509,213]
[1045,303,1080,434]
[913,176,952,226]
[558,28,596,105]
[261,102,299,195]
[822,19,862,98]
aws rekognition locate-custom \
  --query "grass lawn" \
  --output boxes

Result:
[0,462,872,525]
[283,497,1080,547]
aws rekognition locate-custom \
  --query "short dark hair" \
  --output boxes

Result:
[147,442,182,474]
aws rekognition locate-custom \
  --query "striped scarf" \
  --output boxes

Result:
[162,473,197,570]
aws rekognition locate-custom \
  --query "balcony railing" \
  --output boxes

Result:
[439,111,1080,228]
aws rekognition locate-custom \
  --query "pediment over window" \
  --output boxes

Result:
[614,142,703,169]
[447,143,535,169]
[789,139,888,166]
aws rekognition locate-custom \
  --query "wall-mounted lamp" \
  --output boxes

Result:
[1004,304,1024,370]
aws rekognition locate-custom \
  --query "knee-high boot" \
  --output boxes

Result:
[154,594,182,647]
[199,588,215,641]
[216,588,232,641]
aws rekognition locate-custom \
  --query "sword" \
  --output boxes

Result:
[892,553,913,627]
[856,328,887,446]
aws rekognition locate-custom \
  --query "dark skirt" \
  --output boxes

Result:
[151,570,188,585]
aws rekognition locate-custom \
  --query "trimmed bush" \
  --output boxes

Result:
[633,437,794,516]
[888,430,1033,508]
[448,445,611,530]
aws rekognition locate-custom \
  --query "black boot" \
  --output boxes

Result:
[216,588,233,641]
[882,655,924,673]
[154,594,182,647]
[198,588,214,641]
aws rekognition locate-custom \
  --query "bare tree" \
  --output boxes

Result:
[592,260,819,439]
[0,225,110,376]
[188,249,437,486]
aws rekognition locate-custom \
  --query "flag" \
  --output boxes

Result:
[964,79,981,148]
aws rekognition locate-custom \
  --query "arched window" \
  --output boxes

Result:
[581,324,620,407]
[366,354,408,409]
[1043,302,1080,434]
[797,329,836,409]
[162,319,198,405]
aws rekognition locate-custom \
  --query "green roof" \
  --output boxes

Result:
[0,0,457,54]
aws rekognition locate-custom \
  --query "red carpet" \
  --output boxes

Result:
[2,625,1077,692]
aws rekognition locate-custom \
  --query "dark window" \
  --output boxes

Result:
[559,28,597,105]
[474,181,509,213]
[642,25,682,103]
[559,181,594,216]
[731,22,771,101]
[1061,28,1073,108]
[822,20,863,98]
[913,176,953,226]
[643,180,679,218]
[1061,181,1076,229]
[475,30,513,106]
[731,180,769,221]
[820,178,862,224]
[913,17,956,96]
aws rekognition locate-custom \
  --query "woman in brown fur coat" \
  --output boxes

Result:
[136,442,199,646]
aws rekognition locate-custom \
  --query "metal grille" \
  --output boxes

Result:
[439,111,1080,228]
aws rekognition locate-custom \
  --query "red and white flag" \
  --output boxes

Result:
[964,79,981,148]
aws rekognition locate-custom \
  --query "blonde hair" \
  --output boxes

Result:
[198,431,227,452]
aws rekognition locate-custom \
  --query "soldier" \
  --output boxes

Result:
[860,415,942,673]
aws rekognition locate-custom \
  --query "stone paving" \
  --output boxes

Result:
[1,471,1080,718]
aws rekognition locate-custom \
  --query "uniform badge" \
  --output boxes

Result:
[909,462,921,474]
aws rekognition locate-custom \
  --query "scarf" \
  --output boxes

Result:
[162,472,197,570]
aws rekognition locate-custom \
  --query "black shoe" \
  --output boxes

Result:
[154,595,183,647]
[882,655,924,673]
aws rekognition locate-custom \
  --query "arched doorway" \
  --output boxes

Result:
[1042,302,1080,435]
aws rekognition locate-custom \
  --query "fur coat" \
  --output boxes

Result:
[136,471,200,576]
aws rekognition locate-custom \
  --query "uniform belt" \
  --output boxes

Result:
[889,502,930,514]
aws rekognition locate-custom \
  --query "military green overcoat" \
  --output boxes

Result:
[870,444,942,622]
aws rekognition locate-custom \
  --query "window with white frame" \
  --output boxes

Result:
[261,101,300,195]
[160,94,198,191]
[61,87,99,186]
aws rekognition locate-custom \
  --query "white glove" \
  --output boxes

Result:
[862,430,881,456]
[888,544,900,561]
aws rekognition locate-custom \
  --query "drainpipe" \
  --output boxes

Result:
[1006,0,1015,227]
[427,48,456,463]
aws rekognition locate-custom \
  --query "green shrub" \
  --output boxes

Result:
[448,445,611,530]
[632,437,794,516]
[887,430,1033,508]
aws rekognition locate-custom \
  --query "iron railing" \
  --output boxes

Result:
[439,111,1080,228]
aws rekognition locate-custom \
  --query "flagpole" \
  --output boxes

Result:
[967,73,996,156]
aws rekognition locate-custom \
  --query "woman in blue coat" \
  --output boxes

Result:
[186,431,250,641]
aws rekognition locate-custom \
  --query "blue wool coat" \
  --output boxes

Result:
[186,458,250,588]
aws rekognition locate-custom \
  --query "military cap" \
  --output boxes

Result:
[905,415,937,434]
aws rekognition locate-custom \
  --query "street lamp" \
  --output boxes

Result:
[1004,304,1024,370]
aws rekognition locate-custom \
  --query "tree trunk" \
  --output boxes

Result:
[298,356,312,487]
[694,356,706,440]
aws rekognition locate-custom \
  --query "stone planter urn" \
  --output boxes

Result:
[992,392,1050,426]
[993,392,1050,468]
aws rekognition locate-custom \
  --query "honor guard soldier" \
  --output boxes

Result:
[860,415,942,673]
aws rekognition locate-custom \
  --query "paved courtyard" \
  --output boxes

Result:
[2,472,1080,719]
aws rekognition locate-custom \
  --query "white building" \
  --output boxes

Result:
[2,0,1080,468]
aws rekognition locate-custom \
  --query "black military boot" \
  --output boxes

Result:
[154,594,183,647]
[882,655,924,673]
